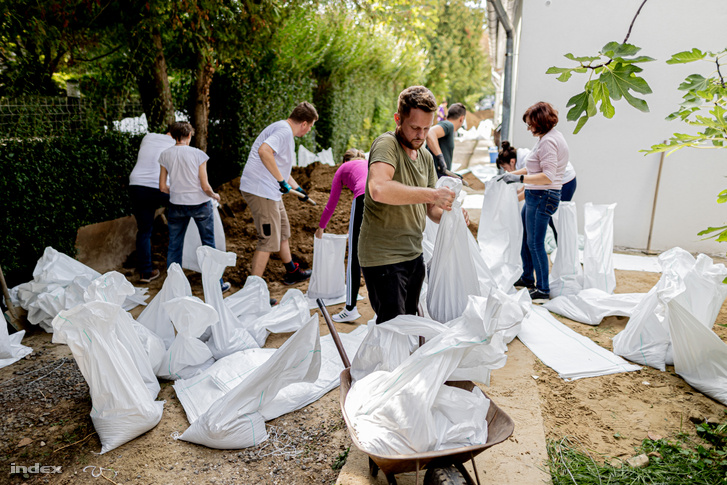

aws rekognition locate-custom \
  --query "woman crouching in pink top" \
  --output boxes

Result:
[315,149,368,322]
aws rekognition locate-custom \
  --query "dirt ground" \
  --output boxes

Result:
[2,163,726,484]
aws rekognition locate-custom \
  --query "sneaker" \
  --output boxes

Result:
[221,281,231,293]
[332,307,361,323]
[283,263,311,285]
[139,269,160,284]
[514,277,535,289]
[529,288,550,303]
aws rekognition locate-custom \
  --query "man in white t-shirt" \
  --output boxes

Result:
[239,102,318,284]
[129,130,175,283]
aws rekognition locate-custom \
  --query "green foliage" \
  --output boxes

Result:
[547,41,654,133]
[548,418,727,484]
[0,132,143,286]
[331,446,350,471]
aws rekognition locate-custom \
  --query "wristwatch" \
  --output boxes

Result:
[520,175,524,183]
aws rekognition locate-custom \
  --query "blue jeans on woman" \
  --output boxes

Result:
[520,189,561,294]
[166,200,216,268]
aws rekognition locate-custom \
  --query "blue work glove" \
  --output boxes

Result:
[295,186,309,202]
[498,173,523,184]
[278,180,292,194]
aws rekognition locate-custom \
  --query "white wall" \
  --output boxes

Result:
[512,0,727,254]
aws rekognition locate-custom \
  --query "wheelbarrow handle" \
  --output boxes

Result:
[316,298,351,369]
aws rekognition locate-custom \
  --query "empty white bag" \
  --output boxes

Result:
[307,234,348,300]
[182,200,226,273]
[224,276,272,325]
[52,301,164,454]
[136,263,192,349]
[583,203,617,294]
[0,322,32,369]
[245,289,311,347]
[544,288,644,326]
[549,202,583,297]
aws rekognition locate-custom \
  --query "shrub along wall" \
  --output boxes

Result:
[1,132,143,286]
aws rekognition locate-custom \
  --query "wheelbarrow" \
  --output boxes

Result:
[316,299,515,485]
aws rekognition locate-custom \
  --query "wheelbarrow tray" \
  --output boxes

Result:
[338,367,515,477]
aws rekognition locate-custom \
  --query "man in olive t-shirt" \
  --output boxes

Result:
[358,86,456,324]
[426,102,466,176]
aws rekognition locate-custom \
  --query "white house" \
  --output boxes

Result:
[488,0,727,254]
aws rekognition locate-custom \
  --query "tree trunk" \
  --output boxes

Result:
[191,48,215,152]
[134,28,175,133]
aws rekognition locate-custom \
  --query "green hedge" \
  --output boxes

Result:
[1,132,143,286]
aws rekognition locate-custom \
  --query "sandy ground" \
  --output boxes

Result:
[2,159,726,484]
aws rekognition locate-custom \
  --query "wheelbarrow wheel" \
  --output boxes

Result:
[423,465,467,485]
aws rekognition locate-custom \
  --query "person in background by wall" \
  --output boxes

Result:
[426,102,467,177]
[239,102,318,285]
[497,140,577,241]
[315,148,368,323]
[128,129,175,283]
[159,121,230,292]
[436,101,448,122]
[498,102,570,303]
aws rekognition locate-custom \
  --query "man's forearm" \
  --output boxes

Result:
[369,179,436,205]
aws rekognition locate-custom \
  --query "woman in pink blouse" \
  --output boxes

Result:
[315,149,368,322]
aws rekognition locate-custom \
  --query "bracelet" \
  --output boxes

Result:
[520,175,524,183]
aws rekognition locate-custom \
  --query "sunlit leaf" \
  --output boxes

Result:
[667,48,706,64]
[601,41,641,59]
[566,91,589,122]
[564,53,601,63]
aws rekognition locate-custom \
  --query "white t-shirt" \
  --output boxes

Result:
[129,133,175,188]
[518,147,576,185]
[158,145,210,205]
[239,120,295,200]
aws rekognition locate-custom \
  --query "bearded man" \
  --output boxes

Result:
[358,86,457,324]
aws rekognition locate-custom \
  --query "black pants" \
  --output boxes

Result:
[362,255,425,324]
[345,195,365,310]
[129,185,169,273]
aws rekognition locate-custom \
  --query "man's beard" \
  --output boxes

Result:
[395,127,424,150]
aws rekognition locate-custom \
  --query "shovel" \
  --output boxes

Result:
[444,169,470,187]
[288,188,317,206]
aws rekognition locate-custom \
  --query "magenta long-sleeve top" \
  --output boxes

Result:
[318,159,368,229]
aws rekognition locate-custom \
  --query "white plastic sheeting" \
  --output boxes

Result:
[244,289,310,347]
[177,315,321,449]
[156,296,218,380]
[583,203,617,294]
[297,146,335,167]
[0,322,32,368]
[477,179,523,290]
[136,263,192,349]
[427,177,481,323]
[612,247,727,371]
[344,295,509,455]
[224,276,272,324]
[518,306,641,380]
[182,201,226,273]
[549,202,583,297]
[667,299,727,406]
[197,246,259,358]
[307,234,348,300]
[10,247,148,332]
[543,289,645,326]
[52,301,164,454]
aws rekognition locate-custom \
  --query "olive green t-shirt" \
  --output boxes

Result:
[358,132,438,267]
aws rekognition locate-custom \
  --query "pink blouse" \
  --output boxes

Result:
[319,159,368,229]
[524,128,570,190]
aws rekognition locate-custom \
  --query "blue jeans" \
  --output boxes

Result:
[521,189,561,293]
[549,177,577,243]
[167,201,216,268]
[129,185,169,274]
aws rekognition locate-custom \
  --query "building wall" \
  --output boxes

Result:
[511,0,727,254]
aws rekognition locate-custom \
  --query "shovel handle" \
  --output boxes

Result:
[288,189,317,205]
[444,170,469,187]
[316,298,351,369]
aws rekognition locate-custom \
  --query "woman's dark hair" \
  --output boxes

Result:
[523,101,558,136]
[170,121,195,141]
[496,140,518,169]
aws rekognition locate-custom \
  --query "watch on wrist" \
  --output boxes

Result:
[520,175,524,183]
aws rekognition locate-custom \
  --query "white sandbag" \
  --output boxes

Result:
[52,301,164,454]
[345,295,504,455]
[317,147,335,166]
[156,296,217,380]
[549,202,583,297]
[518,306,641,380]
[0,323,32,368]
[224,276,272,325]
[136,263,192,349]
[83,272,160,399]
[477,179,523,290]
[33,246,100,285]
[544,288,645,326]
[178,315,321,449]
[583,203,617,294]
[182,200,226,273]
[297,145,317,167]
[666,299,727,406]
[307,234,348,300]
[130,320,166,374]
[421,217,439,265]
[427,177,481,323]
[246,289,310,347]
[197,246,259,359]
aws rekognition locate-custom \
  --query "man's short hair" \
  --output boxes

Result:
[397,86,437,119]
[170,121,194,141]
[523,101,559,136]
[446,103,466,120]
[289,102,319,123]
